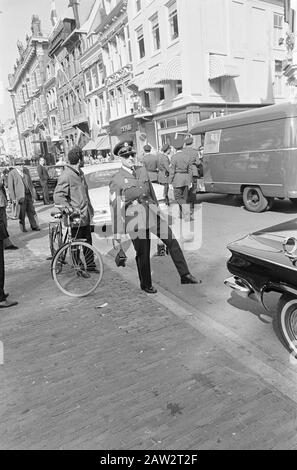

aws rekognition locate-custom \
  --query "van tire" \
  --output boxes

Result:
[242,187,271,213]
[277,294,297,357]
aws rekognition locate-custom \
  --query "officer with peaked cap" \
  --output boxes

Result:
[142,143,159,183]
[109,140,200,294]
[169,138,192,221]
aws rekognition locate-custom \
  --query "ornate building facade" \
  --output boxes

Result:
[8,16,50,162]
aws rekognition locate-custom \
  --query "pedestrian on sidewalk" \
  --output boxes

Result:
[37,156,50,205]
[169,138,192,222]
[7,165,40,233]
[0,173,18,250]
[0,211,18,309]
[109,140,201,294]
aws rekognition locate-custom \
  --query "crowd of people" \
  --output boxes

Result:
[0,135,203,306]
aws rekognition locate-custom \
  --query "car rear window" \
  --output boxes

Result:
[84,169,119,190]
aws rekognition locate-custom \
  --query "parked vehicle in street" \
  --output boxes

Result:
[28,165,64,201]
[82,161,172,228]
[191,100,297,213]
[225,218,297,355]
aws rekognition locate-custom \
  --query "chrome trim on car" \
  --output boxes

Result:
[224,276,254,298]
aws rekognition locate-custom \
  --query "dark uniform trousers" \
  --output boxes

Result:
[174,186,190,220]
[131,214,190,289]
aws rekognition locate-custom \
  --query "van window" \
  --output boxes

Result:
[219,119,286,153]
[204,130,221,154]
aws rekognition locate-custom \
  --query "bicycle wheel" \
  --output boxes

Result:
[49,222,63,257]
[51,241,103,297]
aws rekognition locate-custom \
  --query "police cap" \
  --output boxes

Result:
[143,144,152,153]
[173,138,184,150]
[161,143,170,153]
[113,140,136,158]
[184,136,193,146]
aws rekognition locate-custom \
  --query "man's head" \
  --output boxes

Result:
[198,145,204,158]
[161,143,171,154]
[113,140,136,170]
[67,146,84,168]
[184,136,193,146]
[143,144,152,154]
[39,157,46,166]
[173,138,184,151]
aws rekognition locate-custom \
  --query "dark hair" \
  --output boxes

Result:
[68,146,83,165]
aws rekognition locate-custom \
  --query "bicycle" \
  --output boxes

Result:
[49,206,103,297]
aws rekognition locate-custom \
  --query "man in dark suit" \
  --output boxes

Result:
[109,140,200,294]
[7,165,40,233]
[37,157,50,205]
[169,138,192,221]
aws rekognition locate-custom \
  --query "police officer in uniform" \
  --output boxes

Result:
[109,140,200,294]
[157,143,171,206]
[142,144,159,182]
[169,138,192,221]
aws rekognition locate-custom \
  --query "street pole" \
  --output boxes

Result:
[8,90,24,161]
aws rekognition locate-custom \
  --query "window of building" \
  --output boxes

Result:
[144,91,150,109]
[98,61,105,85]
[92,65,99,89]
[273,13,283,47]
[176,80,183,95]
[168,0,179,41]
[51,115,57,135]
[136,26,145,59]
[150,13,161,51]
[85,69,93,93]
[274,60,283,96]
[159,87,165,101]
[136,0,141,13]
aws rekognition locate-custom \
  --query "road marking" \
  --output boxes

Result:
[103,254,297,404]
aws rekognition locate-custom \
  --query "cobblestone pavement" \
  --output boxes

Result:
[0,204,297,450]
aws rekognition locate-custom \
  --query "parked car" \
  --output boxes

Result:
[27,165,64,201]
[225,219,297,356]
[191,100,297,213]
[82,161,172,228]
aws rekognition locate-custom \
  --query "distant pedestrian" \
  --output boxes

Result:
[142,144,159,183]
[37,157,50,205]
[169,138,192,221]
[7,165,40,233]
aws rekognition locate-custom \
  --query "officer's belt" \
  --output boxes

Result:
[175,171,188,174]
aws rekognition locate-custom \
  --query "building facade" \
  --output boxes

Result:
[8,16,50,162]
[127,0,291,149]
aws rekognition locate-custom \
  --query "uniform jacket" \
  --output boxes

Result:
[143,153,159,182]
[37,164,49,185]
[157,152,170,184]
[109,166,160,238]
[184,147,200,178]
[169,150,192,188]
[8,167,35,202]
[53,165,94,227]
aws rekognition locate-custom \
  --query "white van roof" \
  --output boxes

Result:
[191,100,297,134]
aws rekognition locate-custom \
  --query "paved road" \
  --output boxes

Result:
[0,197,297,449]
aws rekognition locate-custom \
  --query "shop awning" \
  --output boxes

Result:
[138,67,164,91]
[209,54,240,80]
[156,56,182,84]
[96,135,110,150]
[82,140,97,151]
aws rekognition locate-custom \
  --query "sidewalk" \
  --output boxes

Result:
[0,204,297,450]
